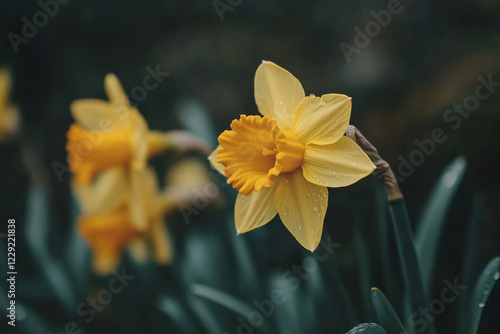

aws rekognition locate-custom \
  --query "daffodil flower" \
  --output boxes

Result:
[210,61,376,251]
[66,73,176,185]
[74,158,216,275]
[74,168,176,275]
[0,69,20,141]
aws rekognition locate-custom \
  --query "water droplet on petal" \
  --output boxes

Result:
[494,271,500,280]
[298,225,302,230]
[313,207,318,212]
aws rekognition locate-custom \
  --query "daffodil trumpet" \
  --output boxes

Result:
[210,61,376,251]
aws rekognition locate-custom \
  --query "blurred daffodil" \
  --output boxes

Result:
[0,69,20,141]
[210,61,375,251]
[66,74,210,185]
[74,158,217,275]
[74,168,176,275]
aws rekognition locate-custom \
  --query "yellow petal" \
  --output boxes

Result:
[254,61,304,129]
[92,253,120,276]
[129,168,158,230]
[130,108,149,170]
[150,217,173,264]
[70,99,131,131]
[292,94,351,145]
[274,169,327,251]
[72,168,128,216]
[0,68,11,109]
[234,185,278,234]
[127,237,148,263]
[209,147,226,175]
[104,73,130,107]
[302,136,375,187]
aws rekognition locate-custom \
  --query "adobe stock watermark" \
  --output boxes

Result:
[225,236,341,334]
[212,0,243,22]
[48,267,135,334]
[407,277,467,333]
[396,74,499,182]
[339,0,408,64]
[7,0,73,54]
[51,64,169,183]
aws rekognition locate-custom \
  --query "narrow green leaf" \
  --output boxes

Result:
[457,196,484,328]
[355,217,375,322]
[461,257,500,334]
[388,198,431,334]
[347,323,388,334]
[157,296,201,334]
[191,283,255,317]
[415,157,467,292]
[371,288,407,334]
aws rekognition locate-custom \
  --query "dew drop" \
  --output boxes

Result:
[494,271,500,280]
[479,302,485,308]
[298,225,302,230]
[313,207,318,212]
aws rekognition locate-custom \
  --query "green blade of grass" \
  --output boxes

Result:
[157,296,201,334]
[388,198,431,334]
[457,196,484,328]
[346,323,388,334]
[460,257,500,334]
[415,157,467,292]
[355,217,375,322]
[371,288,407,334]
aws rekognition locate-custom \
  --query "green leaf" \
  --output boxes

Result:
[387,198,431,334]
[461,257,500,334]
[157,296,201,334]
[347,323,388,334]
[456,195,484,328]
[415,157,467,292]
[371,288,407,334]
[191,283,255,317]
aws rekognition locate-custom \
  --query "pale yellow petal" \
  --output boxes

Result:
[70,99,131,131]
[150,217,173,264]
[104,73,130,107]
[208,146,226,176]
[292,94,351,145]
[302,136,375,187]
[129,108,149,170]
[0,68,11,109]
[128,237,148,262]
[167,157,211,187]
[72,168,128,216]
[274,169,327,251]
[92,253,120,276]
[234,184,278,234]
[254,61,305,129]
[129,168,158,230]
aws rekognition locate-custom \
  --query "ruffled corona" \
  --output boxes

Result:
[66,123,134,185]
[77,205,140,274]
[217,115,305,195]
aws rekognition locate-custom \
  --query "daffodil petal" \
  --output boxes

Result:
[72,168,128,216]
[254,61,305,129]
[129,168,157,230]
[128,237,148,262]
[130,108,149,170]
[292,94,351,145]
[0,68,11,109]
[104,73,130,107]
[208,146,226,176]
[274,169,327,251]
[235,184,278,234]
[70,99,130,131]
[150,217,173,264]
[302,136,375,187]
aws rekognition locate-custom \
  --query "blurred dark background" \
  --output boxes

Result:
[0,0,499,333]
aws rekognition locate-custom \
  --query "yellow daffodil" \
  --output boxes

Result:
[66,73,175,185]
[210,61,375,251]
[0,69,20,141]
[74,167,176,275]
[74,158,216,275]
